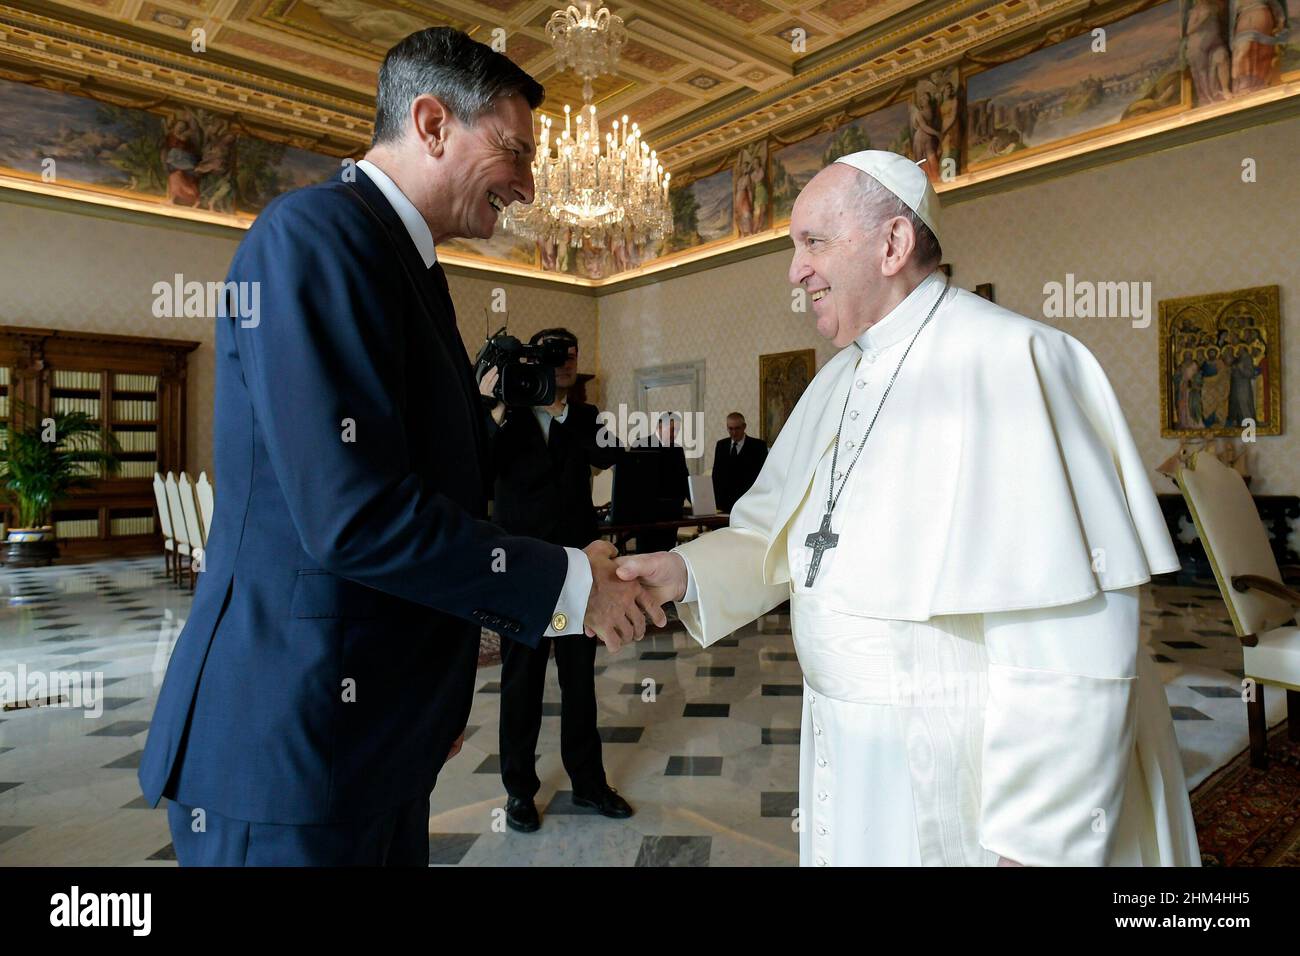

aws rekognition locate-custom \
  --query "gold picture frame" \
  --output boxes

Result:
[759,349,816,443]
[1158,285,1282,438]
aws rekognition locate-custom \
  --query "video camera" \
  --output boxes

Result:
[473,327,574,406]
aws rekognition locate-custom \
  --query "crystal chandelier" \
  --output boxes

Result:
[501,3,672,257]
[546,1,626,103]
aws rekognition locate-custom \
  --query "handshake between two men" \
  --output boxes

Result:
[579,543,693,653]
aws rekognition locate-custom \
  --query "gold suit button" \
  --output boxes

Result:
[551,612,568,631]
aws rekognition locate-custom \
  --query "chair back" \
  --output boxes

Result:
[1176,450,1291,635]
[195,471,215,541]
[178,471,205,550]
[152,472,175,542]
[591,467,613,508]
[688,474,718,515]
[164,472,190,550]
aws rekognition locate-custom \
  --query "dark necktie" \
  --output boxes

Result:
[427,261,452,308]
[731,442,739,457]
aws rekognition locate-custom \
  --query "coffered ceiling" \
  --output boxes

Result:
[0,0,1111,163]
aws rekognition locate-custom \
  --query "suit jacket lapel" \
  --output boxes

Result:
[339,170,490,472]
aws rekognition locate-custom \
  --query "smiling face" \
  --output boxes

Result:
[788,165,893,348]
[439,93,537,240]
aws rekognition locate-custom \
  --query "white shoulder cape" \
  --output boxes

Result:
[679,285,1179,628]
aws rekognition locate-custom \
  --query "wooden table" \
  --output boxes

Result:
[598,513,729,552]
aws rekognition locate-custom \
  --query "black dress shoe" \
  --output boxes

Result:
[505,796,541,833]
[572,785,634,819]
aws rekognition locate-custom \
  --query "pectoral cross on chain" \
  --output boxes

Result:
[804,512,839,587]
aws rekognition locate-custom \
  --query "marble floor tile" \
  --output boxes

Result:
[0,558,1277,865]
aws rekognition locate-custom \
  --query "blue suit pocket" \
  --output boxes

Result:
[290,570,387,619]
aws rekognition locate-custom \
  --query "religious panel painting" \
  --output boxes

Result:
[759,349,816,443]
[1158,285,1282,438]
[769,101,911,223]
[965,0,1189,170]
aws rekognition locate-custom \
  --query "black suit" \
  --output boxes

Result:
[712,436,768,513]
[489,401,619,800]
[490,402,618,548]
[138,168,567,864]
[633,442,690,553]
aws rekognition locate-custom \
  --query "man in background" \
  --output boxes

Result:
[480,330,633,831]
[634,412,689,554]
[711,412,767,513]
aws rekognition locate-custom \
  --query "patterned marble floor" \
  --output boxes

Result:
[0,557,1286,866]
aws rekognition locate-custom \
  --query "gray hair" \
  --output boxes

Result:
[844,167,942,270]
[373,28,545,145]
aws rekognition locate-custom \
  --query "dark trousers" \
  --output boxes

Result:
[166,794,431,866]
[499,634,606,801]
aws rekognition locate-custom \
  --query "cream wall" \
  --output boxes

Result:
[0,197,593,478]
[445,271,597,393]
[595,114,1300,495]
[0,200,232,478]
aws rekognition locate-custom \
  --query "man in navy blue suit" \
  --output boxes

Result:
[138,27,663,866]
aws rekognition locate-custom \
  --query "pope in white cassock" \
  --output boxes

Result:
[617,151,1201,867]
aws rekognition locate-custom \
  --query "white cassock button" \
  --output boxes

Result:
[818,791,829,801]
[834,472,843,482]
[845,440,855,450]
[817,857,828,866]
[865,351,878,364]
[817,826,828,836]
[849,410,859,420]
[808,693,816,704]
[855,379,866,389]
[817,757,827,767]
[814,726,823,736]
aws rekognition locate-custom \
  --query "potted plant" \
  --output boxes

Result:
[0,401,120,567]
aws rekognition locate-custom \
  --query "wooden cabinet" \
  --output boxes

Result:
[0,325,199,559]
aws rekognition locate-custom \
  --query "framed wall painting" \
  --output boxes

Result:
[1158,284,1282,438]
[759,349,817,443]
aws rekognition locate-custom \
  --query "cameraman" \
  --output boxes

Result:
[478,328,632,832]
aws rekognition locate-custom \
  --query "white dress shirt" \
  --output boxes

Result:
[356,160,437,268]
[533,399,569,441]
[357,159,591,638]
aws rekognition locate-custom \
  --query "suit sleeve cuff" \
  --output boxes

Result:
[545,547,593,637]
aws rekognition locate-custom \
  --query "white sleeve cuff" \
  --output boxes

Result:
[675,547,700,603]
[546,547,593,637]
